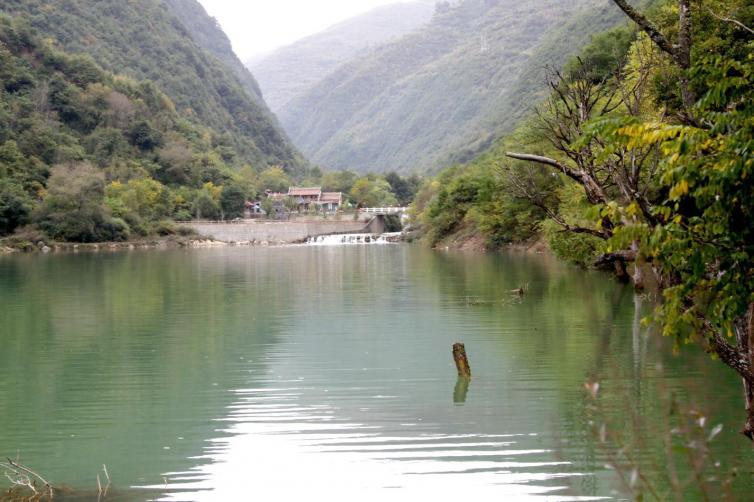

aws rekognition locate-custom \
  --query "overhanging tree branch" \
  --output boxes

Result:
[610,0,677,58]
[707,7,754,35]
[704,322,754,384]
[505,152,577,178]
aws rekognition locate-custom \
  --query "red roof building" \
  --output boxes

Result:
[261,187,343,213]
[319,192,343,210]
[288,187,322,198]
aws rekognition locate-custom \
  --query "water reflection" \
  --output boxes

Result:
[155,383,588,501]
[0,250,282,489]
[453,377,470,404]
[0,246,751,501]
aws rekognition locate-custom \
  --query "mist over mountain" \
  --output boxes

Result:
[277,0,623,173]
[248,1,436,112]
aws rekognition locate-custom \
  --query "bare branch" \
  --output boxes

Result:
[5,458,51,489]
[505,152,575,176]
[558,224,611,240]
[1,459,54,498]
[707,7,754,35]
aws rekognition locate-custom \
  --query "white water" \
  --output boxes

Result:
[306,232,402,246]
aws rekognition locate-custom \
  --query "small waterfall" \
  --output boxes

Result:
[306,232,401,246]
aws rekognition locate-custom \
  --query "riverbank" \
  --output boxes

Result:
[0,214,402,254]
[427,222,550,255]
[0,235,247,255]
[0,230,405,255]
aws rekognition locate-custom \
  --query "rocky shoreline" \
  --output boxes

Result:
[0,236,285,255]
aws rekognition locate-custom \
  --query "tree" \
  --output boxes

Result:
[258,166,290,193]
[157,139,195,185]
[0,180,32,235]
[506,50,662,283]
[349,177,398,208]
[220,184,246,219]
[192,182,222,220]
[610,0,694,112]
[192,192,220,220]
[35,162,129,242]
[234,165,259,201]
[385,171,421,206]
[507,0,754,438]
[321,170,357,194]
[610,53,754,438]
[104,90,135,129]
[105,177,172,233]
[128,120,161,151]
[500,0,754,439]
[602,0,754,440]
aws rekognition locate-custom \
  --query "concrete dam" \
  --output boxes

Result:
[182,217,387,244]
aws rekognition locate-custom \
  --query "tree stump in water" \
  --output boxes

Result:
[452,343,471,378]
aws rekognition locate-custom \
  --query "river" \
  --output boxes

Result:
[0,245,751,500]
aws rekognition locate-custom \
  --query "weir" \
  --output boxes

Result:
[182,215,397,244]
[306,232,402,246]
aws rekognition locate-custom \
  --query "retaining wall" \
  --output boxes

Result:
[182,219,373,243]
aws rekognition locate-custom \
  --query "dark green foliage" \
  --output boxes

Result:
[420,163,498,245]
[598,2,754,345]
[415,122,554,249]
[220,184,246,219]
[35,163,128,242]
[163,0,266,107]
[383,214,403,233]
[193,192,220,220]
[0,180,31,235]
[128,121,161,151]
[385,172,421,206]
[0,15,283,241]
[564,24,637,82]
[0,0,306,174]
[543,221,604,267]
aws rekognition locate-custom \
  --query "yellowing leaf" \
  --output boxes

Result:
[669,179,689,200]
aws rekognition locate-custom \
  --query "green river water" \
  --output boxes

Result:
[0,244,751,501]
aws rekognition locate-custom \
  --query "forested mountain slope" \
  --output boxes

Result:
[164,0,267,107]
[248,1,435,112]
[0,0,306,173]
[279,0,623,173]
[0,15,267,241]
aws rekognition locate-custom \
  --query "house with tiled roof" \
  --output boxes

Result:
[288,187,322,207]
[319,192,343,211]
[261,187,344,214]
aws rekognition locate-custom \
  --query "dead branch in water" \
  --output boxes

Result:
[1,459,116,502]
[1,459,53,499]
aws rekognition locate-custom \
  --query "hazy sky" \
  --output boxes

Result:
[197,0,407,61]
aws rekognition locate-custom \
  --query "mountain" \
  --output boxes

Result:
[0,14,270,240]
[0,0,306,173]
[248,1,436,112]
[277,0,624,173]
[163,0,266,107]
